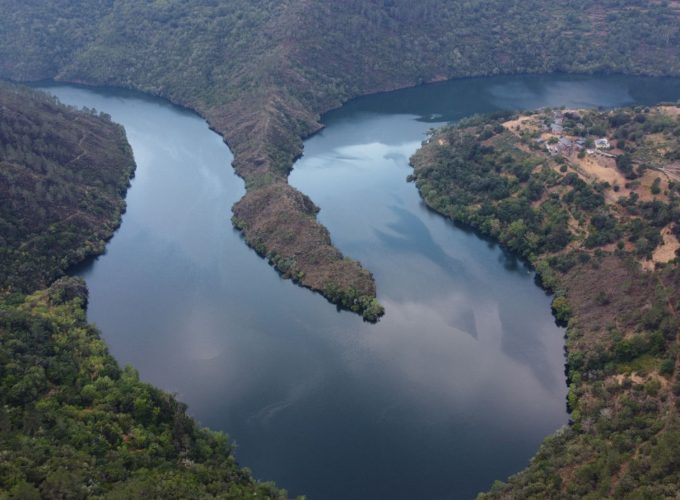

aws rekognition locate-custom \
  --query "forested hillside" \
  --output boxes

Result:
[2,0,679,319]
[0,278,285,498]
[0,82,135,293]
[411,105,680,497]
[0,83,285,498]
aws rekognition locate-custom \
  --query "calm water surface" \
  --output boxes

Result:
[40,75,680,499]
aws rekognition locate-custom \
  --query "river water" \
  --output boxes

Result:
[40,75,680,499]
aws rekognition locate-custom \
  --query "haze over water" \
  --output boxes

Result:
[41,75,680,499]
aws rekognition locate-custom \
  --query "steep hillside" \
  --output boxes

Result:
[0,82,135,293]
[411,105,680,497]
[0,83,285,497]
[2,0,679,319]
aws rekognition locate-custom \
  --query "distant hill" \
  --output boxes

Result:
[2,0,679,319]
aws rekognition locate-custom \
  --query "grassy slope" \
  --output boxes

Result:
[0,82,285,497]
[411,106,680,497]
[2,0,680,320]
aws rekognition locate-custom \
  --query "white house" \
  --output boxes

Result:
[595,138,610,149]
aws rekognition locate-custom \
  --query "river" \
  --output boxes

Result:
[39,75,680,499]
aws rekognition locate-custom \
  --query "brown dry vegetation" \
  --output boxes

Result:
[660,105,680,117]
[232,182,376,294]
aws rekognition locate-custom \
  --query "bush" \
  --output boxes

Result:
[552,296,572,325]
[660,358,675,377]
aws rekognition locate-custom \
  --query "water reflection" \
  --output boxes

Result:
[374,205,465,277]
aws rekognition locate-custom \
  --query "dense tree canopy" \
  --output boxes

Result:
[0,278,285,498]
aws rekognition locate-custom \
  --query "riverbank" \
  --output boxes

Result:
[411,105,680,496]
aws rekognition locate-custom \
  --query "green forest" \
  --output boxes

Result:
[0,279,284,498]
[0,82,285,498]
[411,105,680,497]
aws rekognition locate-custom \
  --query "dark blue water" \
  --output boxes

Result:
[40,74,680,499]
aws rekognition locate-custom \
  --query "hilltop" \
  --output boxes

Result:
[411,104,680,497]
[2,0,680,318]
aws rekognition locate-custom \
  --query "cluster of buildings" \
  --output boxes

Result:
[538,111,612,158]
